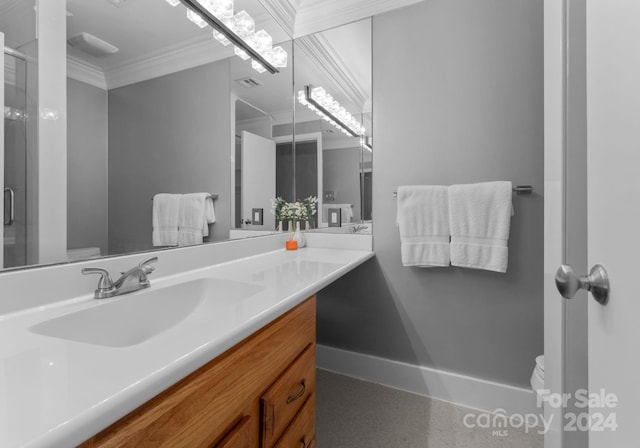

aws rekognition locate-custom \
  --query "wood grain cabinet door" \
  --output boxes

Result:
[272,394,315,448]
[215,415,252,448]
[261,345,316,448]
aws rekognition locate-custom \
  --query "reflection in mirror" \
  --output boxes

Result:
[0,0,292,271]
[1,0,37,269]
[230,37,293,239]
[293,18,372,234]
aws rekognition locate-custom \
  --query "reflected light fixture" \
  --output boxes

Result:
[361,136,373,152]
[164,0,287,75]
[298,85,366,138]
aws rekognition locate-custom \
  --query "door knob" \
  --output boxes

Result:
[555,264,610,305]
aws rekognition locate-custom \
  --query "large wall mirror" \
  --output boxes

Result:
[232,17,372,238]
[0,0,372,273]
[293,18,372,234]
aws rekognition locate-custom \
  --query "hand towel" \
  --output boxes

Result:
[202,197,216,237]
[396,185,450,267]
[177,193,210,246]
[152,193,181,247]
[449,181,513,272]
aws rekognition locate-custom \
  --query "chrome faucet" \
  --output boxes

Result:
[82,257,158,299]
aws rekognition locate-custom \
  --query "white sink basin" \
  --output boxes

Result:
[29,278,262,347]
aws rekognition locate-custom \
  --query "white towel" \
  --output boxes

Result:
[202,197,216,237]
[177,193,211,246]
[152,193,181,247]
[449,181,513,273]
[396,185,450,267]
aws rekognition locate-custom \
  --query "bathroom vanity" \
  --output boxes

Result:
[81,296,317,448]
[0,235,373,448]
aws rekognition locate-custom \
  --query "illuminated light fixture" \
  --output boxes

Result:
[251,30,272,53]
[251,60,266,74]
[186,9,207,27]
[361,136,373,152]
[165,0,180,6]
[213,29,230,46]
[173,0,283,74]
[270,46,288,68]
[298,85,366,137]
[233,10,255,37]
[234,46,250,60]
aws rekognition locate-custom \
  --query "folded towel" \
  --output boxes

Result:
[178,193,211,246]
[152,194,181,247]
[202,197,216,237]
[449,181,513,272]
[396,185,450,267]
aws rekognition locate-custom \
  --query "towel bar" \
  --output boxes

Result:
[152,194,218,201]
[392,185,533,198]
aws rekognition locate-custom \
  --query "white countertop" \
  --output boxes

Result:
[0,247,373,448]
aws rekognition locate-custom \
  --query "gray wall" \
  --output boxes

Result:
[317,0,544,388]
[67,78,108,255]
[323,147,361,222]
[108,61,231,255]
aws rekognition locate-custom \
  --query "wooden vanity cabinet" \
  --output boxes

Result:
[79,296,316,448]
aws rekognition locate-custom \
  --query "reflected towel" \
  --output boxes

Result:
[396,185,450,267]
[152,193,181,247]
[178,193,211,246]
[449,181,513,273]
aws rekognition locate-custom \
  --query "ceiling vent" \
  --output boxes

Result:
[235,77,263,88]
[68,33,119,57]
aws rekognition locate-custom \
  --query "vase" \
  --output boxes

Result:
[304,220,311,231]
[292,221,306,248]
[277,221,283,232]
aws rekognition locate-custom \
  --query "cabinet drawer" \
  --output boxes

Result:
[262,344,315,447]
[215,415,251,448]
[273,393,315,448]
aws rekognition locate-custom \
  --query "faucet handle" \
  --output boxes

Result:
[82,267,115,291]
[138,256,158,274]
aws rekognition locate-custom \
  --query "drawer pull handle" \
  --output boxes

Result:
[299,437,307,448]
[287,380,306,404]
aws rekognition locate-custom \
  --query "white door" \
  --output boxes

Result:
[241,131,276,230]
[585,1,640,445]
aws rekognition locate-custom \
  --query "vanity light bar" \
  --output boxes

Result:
[300,85,362,138]
[361,136,373,152]
[178,0,279,74]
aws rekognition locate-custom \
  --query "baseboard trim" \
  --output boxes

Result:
[316,344,539,416]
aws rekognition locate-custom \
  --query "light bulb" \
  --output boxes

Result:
[209,0,233,20]
[251,60,266,74]
[234,46,250,60]
[187,9,207,28]
[213,30,230,46]
[233,10,255,37]
[251,30,272,53]
[271,46,287,68]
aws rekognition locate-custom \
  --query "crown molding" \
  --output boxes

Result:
[67,55,108,90]
[258,0,299,38]
[104,36,233,90]
[297,33,368,110]
[294,0,424,38]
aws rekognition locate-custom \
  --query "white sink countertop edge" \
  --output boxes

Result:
[0,247,374,448]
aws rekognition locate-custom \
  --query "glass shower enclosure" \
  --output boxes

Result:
[3,47,28,268]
